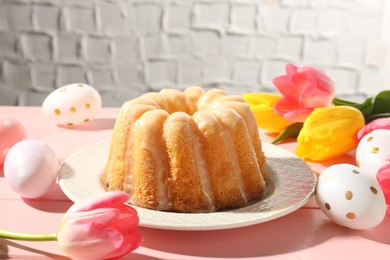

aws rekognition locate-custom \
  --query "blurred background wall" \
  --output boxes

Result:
[0,0,389,107]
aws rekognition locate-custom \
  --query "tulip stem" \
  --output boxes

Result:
[0,229,57,241]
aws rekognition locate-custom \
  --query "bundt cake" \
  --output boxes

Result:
[101,86,267,213]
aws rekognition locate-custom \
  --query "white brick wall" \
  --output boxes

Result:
[0,0,389,106]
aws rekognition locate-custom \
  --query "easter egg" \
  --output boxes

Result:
[0,118,27,165]
[4,139,59,199]
[377,164,390,205]
[42,83,102,127]
[356,129,390,177]
[316,164,386,230]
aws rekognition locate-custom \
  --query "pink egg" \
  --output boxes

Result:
[0,118,27,166]
[377,164,390,205]
[4,139,59,199]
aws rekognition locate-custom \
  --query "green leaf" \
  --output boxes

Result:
[333,96,374,117]
[370,90,390,115]
[332,97,360,107]
[272,122,304,144]
[359,97,375,118]
[365,113,390,123]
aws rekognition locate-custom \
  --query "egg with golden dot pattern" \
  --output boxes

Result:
[316,164,386,229]
[42,83,102,126]
[356,129,390,178]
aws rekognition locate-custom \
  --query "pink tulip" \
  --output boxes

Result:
[377,164,390,205]
[273,64,335,122]
[357,118,390,140]
[57,191,142,259]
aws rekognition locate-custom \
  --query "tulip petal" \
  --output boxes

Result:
[119,226,143,254]
[297,66,335,93]
[58,222,129,259]
[300,85,333,108]
[274,98,313,122]
[273,75,306,101]
[65,208,120,226]
[285,63,297,75]
[241,93,293,132]
[297,135,357,161]
[58,192,142,259]
[65,206,140,245]
[272,63,335,122]
[296,106,364,161]
[251,105,292,132]
[116,205,140,233]
[283,109,313,122]
[241,93,282,106]
[66,191,129,216]
[274,98,300,114]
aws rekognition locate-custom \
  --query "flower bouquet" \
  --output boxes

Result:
[242,63,390,162]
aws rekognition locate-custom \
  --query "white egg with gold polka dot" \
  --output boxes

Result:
[316,164,386,230]
[42,83,102,127]
[4,139,59,199]
[356,129,390,178]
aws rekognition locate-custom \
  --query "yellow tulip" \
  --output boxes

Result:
[242,93,293,133]
[296,106,365,161]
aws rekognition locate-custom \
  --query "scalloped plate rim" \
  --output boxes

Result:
[59,140,316,231]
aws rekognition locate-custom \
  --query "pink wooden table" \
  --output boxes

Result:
[1,106,390,259]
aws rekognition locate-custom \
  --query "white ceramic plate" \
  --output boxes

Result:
[59,140,316,231]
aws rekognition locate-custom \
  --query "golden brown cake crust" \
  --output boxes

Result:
[101,86,267,213]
